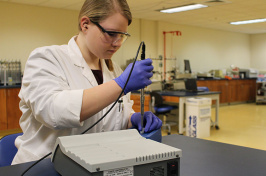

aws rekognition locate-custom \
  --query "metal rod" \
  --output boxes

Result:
[140,42,145,134]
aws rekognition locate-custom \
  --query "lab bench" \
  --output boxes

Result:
[131,78,257,109]
[197,78,256,104]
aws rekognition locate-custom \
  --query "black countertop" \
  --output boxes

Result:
[1,134,266,176]
[196,77,257,81]
[0,85,21,89]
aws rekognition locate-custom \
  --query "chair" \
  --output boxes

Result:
[197,86,209,92]
[150,91,178,135]
[0,132,23,167]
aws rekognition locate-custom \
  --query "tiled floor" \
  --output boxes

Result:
[162,103,266,151]
[1,103,266,151]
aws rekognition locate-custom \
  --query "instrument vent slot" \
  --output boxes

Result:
[150,166,164,176]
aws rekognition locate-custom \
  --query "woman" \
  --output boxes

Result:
[12,0,162,165]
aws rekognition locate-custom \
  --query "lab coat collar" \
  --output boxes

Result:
[67,36,97,86]
[68,36,84,68]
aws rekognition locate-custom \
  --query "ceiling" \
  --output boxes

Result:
[1,0,266,34]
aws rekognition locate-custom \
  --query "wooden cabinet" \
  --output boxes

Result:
[6,88,21,129]
[130,94,151,112]
[0,89,7,130]
[0,87,22,130]
[228,80,239,103]
[198,79,256,104]
[229,79,256,103]
[198,80,228,103]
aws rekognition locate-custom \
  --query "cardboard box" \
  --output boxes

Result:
[186,97,211,138]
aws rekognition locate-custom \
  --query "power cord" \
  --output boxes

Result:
[21,41,145,176]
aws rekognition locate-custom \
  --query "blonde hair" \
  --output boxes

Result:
[78,0,132,30]
[78,0,132,71]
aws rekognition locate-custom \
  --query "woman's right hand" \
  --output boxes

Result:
[114,58,153,94]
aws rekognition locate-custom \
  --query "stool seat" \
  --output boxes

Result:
[154,105,178,114]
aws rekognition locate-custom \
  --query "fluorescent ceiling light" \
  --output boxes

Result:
[230,18,266,25]
[160,4,208,13]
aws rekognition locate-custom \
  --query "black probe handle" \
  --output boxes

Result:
[141,43,145,60]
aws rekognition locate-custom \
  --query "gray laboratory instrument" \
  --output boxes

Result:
[52,129,182,176]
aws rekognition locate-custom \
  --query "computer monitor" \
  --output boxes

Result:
[184,78,197,92]
[184,60,191,73]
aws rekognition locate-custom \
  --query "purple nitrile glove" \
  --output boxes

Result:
[114,59,153,95]
[131,111,162,133]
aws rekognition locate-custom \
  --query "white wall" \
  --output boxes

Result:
[157,22,251,73]
[250,34,266,71]
[0,2,265,76]
[0,2,79,70]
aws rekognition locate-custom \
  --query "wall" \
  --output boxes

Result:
[157,21,251,74]
[250,34,266,71]
[0,2,79,70]
[0,2,265,77]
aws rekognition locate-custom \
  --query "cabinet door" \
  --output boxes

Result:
[238,80,249,102]
[0,89,7,130]
[198,80,229,104]
[228,80,239,103]
[249,79,256,101]
[6,88,22,129]
[212,80,228,104]
[197,80,214,90]
[197,80,212,89]
[131,94,150,112]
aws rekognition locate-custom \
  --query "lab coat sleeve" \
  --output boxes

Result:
[21,47,83,129]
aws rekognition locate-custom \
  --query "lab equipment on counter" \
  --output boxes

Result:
[197,72,213,79]
[173,80,185,90]
[184,78,204,93]
[184,60,191,74]
[175,73,193,79]
[52,129,182,176]
[209,70,224,78]
[239,68,258,78]
[0,60,22,86]
[256,81,266,104]
[147,81,163,91]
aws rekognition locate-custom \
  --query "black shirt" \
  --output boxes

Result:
[91,70,103,85]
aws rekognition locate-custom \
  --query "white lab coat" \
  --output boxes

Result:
[12,36,134,165]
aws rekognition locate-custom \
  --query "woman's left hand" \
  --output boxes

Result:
[131,111,162,133]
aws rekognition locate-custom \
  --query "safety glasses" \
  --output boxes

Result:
[90,20,130,44]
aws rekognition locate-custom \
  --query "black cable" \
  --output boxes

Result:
[21,152,52,176]
[81,41,144,134]
[21,41,145,176]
